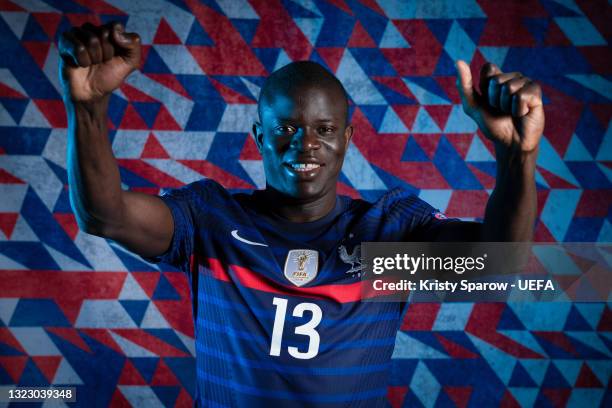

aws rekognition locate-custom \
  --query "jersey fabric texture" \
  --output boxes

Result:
[147,179,453,407]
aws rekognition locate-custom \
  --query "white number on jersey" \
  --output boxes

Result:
[269,297,322,360]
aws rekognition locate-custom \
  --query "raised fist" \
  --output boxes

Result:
[59,22,141,102]
[456,60,545,153]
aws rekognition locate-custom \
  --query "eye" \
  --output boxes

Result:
[318,126,336,134]
[274,125,296,135]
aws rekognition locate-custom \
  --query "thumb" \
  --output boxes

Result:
[456,60,476,111]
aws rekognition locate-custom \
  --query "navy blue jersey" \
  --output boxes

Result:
[148,179,451,407]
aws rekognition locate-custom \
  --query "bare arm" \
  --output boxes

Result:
[451,61,544,242]
[61,22,174,258]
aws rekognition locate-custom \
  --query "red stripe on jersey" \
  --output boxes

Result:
[205,258,372,303]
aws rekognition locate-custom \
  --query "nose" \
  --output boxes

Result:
[291,127,321,152]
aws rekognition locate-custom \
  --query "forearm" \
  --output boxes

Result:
[482,144,538,241]
[66,95,125,234]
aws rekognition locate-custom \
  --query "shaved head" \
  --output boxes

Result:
[258,61,349,125]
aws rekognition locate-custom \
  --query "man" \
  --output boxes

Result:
[59,22,544,407]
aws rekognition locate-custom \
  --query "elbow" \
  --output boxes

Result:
[76,216,114,238]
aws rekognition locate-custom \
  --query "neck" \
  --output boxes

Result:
[260,186,337,223]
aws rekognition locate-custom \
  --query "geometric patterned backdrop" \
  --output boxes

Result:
[0,0,610,406]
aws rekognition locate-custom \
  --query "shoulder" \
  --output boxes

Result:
[160,178,229,201]
[374,188,436,218]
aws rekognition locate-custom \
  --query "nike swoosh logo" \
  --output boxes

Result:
[231,230,268,247]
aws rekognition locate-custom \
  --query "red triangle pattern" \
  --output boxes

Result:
[596,307,612,331]
[444,386,473,408]
[118,359,147,385]
[316,47,345,73]
[117,159,184,187]
[151,358,180,385]
[120,83,157,102]
[65,13,101,27]
[445,191,489,218]
[239,135,261,160]
[154,299,195,337]
[32,12,61,39]
[0,213,18,239]
[435,76,462,104]
[180,160,254,189]
[575,363,603,388]
[0,356,28,382]
[145,73,192,99]
[131,271,161,298]
[357,0,386,15]
[54,213,80,240]
[141,133,170,159]
[80,328,124,355]
[348,21,376,47]
[327,0,353,15]
[541,388,571,407]
[0,0,24,11]
[392,105,420,131]
[153,18,182,45]
[119,104,150,129]
[534,221,558,242]
[425,106,453,131]
[0,82,26,98]
[401,303,440,331]
[31,356,62,383]
[540,84,583,156]
[532,331,577,356]
[499,390,521,408]
[387,386,408,408]
[336,181,361,199]
[467,164,496,189]
[46,327,91,353]
[33,99,67,127]
[113,329,190,357]
[372,76,414,100]
[411,134,441,160]
[0,327,26,353]
[537,167,577,189]
[544,21,571,46]
[209,78,256,104]
[446,134,474,160]
[109,388,133,407]
[174,388,193,407]
[435,334,478,359]
[588,104,612,128]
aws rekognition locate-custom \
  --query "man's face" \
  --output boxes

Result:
[254,84,353,201]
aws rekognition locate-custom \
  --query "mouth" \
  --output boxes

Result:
[287,163,321,172]
[283,160,325,177]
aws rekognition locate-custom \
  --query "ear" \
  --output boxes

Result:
[343,125,354,149]
[253,122,264,152]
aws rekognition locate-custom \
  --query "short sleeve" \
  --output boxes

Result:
[380,188,463,241]
[143,181,213,272]
[409,196,481,241]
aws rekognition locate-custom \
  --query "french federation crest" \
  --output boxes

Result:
[338,244,364,275]
[284,249,318,287]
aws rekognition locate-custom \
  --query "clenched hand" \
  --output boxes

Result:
[59,22,141,102]
[456,60,544,153]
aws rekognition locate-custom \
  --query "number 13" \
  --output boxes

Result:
[269,297,322,359]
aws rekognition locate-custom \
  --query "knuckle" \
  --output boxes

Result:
[76,45,86,54]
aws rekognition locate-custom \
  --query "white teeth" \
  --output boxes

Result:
[290,163,320,172]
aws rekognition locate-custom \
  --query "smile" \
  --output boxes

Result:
[289,163,321,172]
